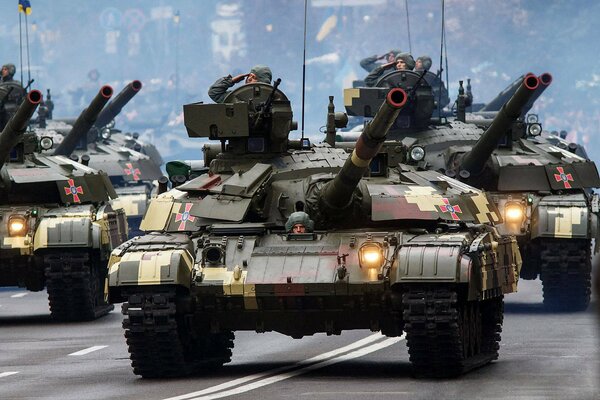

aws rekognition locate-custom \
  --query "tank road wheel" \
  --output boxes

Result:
[402,287,504,377]
[44,251,114,321]
[122,289,234,378]
[540,239,591,311]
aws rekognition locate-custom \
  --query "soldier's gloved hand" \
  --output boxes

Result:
[381,61,396,69]
[231,73,249,84]
[376,54,385,60]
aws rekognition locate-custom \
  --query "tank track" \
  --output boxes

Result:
[44,251,113,321]
[123,289,234,378]
[540,238,591,311]
[402,287,503,378]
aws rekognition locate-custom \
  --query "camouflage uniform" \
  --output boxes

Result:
[208,65,272,103]
[365,53,415,87]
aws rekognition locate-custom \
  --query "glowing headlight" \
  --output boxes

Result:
[106,119,116,129]
[504,202,525,223]
[39,136,54,150]
[526,114,539,124]
[101,128,112,140]
[8,215,27,236]
[358,242,384,269]
[409,146,425,162]
[528,123,542,136]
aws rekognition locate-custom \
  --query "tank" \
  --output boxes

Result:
[0,88,128,321]
[106,81,521,378]
[341,70,599,311]
[35,81,163,237]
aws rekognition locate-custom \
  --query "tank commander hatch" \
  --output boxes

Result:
[208,65,272,103]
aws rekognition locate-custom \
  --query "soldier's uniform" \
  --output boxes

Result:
[0,64,26,131]
[208,65,272,103]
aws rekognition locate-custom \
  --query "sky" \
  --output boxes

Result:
[0,0,598,160]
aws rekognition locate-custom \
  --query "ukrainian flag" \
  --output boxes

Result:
[18,0,32,15]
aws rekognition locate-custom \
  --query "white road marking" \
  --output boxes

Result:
[166,334,404,400]
[68,345,108,356]
[10,293,28,298]
[166,333,387,400]
[0,372,19,378]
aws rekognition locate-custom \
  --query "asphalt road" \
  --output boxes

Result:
[1,280,598,400]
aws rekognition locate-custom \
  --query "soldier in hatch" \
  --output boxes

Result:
[364,52,415,87]
[359,49,402,73]
[0,63,26,130]
[208,65,272,103]
[285,211,314,234]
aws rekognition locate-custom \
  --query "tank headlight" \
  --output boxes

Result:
[526,114,538,124]
[202,245,225,265]
[39,136,54,150]
[528,123,542,136]
[101,128,112,140]
[409,146,425,162]
[504,202,525,223]
[106,119,116,129]
[8,215,27,236]
[358,242,384,269]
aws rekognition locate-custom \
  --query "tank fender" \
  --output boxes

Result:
[33,216,93,251]
[530,195,590,240]
[394,230,521,301]
[107,248,194,303]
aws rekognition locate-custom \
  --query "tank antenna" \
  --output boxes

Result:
[404,0,412,54]
[437,0,446,120]
[300,0,308,140]
[18,7,24,86]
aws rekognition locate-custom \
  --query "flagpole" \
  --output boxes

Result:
[25,12,31,85]
[18,10,23,86]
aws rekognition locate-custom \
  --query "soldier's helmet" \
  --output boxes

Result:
[285,211,315,233]
[249,65,272,84]
[417,56,433,71]
[1,64,16,80]
[395,53,416,70]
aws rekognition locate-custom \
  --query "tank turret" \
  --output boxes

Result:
[53,85,113,156]
[319,88,407,211]
[459,74,539,176]
[94,80,142,129]
[0,89,42,164]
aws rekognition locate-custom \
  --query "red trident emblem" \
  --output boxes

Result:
[63,179,83,203]
[553,166,573,189]
[124,163,141,181]
[439,198,462,221]
[175,203,196,231]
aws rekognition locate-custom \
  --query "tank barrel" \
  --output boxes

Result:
[94,80,142,129]
[319,88,407,211]
[519,72,552,118]
[0,90,42,164]
[460,74,539,175]
[54,85,113,156]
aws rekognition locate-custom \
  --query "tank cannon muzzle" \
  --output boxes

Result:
[94,80,142,129]
[319,88,407,211]
[0,89,42,163]
[54,85,113,156]
[460,74,539,175]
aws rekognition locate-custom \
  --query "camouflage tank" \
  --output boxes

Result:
[106,81,521,378]
[0,87,128,321]
[341,70,600,311]
[36,81,163,237]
